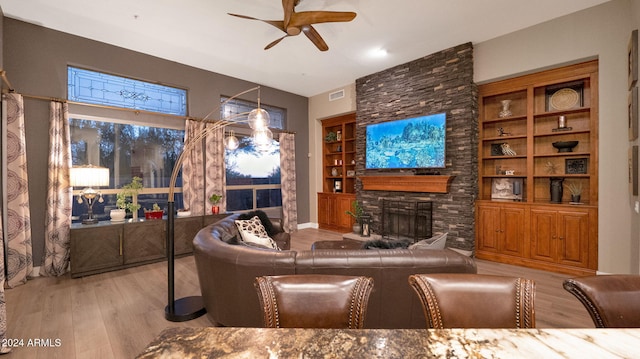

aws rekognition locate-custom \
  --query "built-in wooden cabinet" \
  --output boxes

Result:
[529,206,595,270]
[70,214,228,278]
[476,202,528,258]
[318,192,356,232]
[476,60,598,275]
[318,113,357,232]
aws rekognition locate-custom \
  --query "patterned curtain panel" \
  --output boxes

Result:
[279,133,298,232]
[1,93,33,288]
[182,120,205,215]
[40,101,73,276]
[205,125,226,214]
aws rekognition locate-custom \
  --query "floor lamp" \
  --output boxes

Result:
[165,86,273,322]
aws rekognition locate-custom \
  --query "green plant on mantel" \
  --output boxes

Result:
[116,176,143,213]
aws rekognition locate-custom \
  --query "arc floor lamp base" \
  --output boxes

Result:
[165,296,207,322]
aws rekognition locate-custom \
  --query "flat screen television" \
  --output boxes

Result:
[365,112,446,170]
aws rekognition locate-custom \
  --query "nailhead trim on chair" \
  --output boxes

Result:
[409,274,536,329]
[255,275,373,329]
[348,277,374,329]
[563,280,605,328]
[255,276,281,328]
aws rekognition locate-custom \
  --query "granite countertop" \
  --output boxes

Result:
[136,326,640,358]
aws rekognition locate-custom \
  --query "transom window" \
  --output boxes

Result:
[68,66,187,116]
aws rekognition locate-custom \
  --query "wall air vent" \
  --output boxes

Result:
[329,89,345,101]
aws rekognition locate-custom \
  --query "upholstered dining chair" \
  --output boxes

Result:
[254,274,374,329]
[408,273,536,329]
[563,275,640,328]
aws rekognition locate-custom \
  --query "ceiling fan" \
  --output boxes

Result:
[228,0,356,51]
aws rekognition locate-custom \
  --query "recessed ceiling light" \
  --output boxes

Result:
[369,48,388,58]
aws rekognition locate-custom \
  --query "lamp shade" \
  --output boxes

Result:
[70,165,110,187]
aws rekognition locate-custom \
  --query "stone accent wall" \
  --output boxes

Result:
[355,42,478,251]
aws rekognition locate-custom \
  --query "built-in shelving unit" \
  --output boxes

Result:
[476,60,599,276]
[318,113,356,232]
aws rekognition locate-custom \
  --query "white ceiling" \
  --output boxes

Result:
[1,0,610,97]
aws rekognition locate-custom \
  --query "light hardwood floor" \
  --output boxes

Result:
[4,228,593,358]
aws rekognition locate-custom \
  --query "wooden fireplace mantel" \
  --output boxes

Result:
[360,175,455,193]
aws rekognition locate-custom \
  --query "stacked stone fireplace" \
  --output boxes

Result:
[354,42,478,252]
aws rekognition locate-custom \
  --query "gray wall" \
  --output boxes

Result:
[355,43,478,251]
[2,18,309,266]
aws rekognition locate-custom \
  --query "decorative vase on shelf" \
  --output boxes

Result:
[550,177,564,203]
[499,100,512,118]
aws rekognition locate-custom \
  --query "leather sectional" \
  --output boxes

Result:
[193,213,477,329]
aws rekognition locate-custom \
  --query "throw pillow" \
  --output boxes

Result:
[238,210,278,236]
[408,232,448,250]
[235,216,279,250]
[239,230,279,250]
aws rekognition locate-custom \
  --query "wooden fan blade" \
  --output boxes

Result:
[282,0,296,28]
[228,13,285,32]
[302,25,328,51]
[265,35,289,50]
[289,11,356,27]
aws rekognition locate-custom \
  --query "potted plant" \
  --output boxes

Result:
[345,200,364,234]
[566,181,583,203]
[144,203,164,220]
[324,131,337,142]
[209,193,223,214]
[113,176,143,220]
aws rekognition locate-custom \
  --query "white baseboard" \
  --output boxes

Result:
[296,222,318,230]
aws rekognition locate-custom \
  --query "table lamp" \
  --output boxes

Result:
[70,164,110,224]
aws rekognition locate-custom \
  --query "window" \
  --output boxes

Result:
[220,95,285,130]
[221,97,285,216]
[68,67,187,222]
[68,66,187,116]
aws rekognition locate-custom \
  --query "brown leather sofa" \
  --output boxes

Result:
[193,213,477,329]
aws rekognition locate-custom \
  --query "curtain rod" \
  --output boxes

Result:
[16,91,296,134]
[0,70,15,93]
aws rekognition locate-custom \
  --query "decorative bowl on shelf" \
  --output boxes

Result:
[552,141,579,153]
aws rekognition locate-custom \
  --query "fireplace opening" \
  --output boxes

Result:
[381,200,433,243]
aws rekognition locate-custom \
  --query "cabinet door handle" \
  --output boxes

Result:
[119,233,123,256]
[559,236,564,240]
